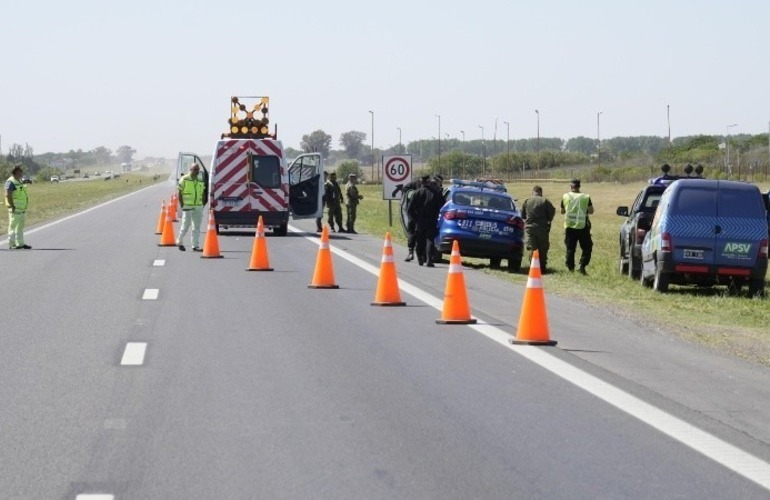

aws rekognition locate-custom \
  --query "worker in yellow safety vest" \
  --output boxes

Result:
[561,179,593,275]
[5,165,31,250]
[176,164,208,251]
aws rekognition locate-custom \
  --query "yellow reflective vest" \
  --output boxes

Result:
[562,192,590,229]
[178,174,205,207]
[5,177,29,212]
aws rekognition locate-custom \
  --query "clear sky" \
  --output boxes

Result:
[1,0,768,159]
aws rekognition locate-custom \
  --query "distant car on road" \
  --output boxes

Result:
[103,170,114,180]
[50,175,60,183]
[21,176,33,184]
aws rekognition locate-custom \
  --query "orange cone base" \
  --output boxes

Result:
[202,255,224,259]
[510,338,557,346]
[371,301,406,307]
[308,284,339,289]
[158,242,176,247]
[436,318,478,325]
[248,267,273,271]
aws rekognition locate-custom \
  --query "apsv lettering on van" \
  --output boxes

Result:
[723,242,751,257]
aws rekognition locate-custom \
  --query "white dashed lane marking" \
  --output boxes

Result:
[76,495,114,500]
[142,289,159,300]
[120,342,147,366]
[152,259,165,267]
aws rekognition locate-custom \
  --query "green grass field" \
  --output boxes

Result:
[1,173,165,235]
[354,180,770,366]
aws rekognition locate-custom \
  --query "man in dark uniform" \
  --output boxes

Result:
[316,171,328,232]
[397,175,429,262]
[521,185,556,273]
[408,177,443,267]
[561,179,594,275]
[324,172,344,232]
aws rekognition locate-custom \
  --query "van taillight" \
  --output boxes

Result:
[661,232,672,252]
[760,239,768,259]
[636,229,647,244]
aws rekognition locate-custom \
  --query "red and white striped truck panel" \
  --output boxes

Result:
[211,138,288,214]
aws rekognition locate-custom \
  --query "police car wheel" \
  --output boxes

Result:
[619,258,628,276]
[628,253,640,280]
[748,279,765,298]
[489,257,502,269]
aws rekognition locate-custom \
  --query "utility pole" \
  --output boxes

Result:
[397,127,402,153]
[478,125,485,174]
[436,114,441,175]
[535,109,540,170]
[597,111,603,167]
[503,121,510,179]
[460,130,465,178]
[368,110,375,182]
[726,123,737,177]
[667,105,671,145]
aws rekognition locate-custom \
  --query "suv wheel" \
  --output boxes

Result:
[628,252,641,280]
[619,257,629,275]
[489,257,502,269]
[640,266,652,288]
[653,261,669,293]
[273,222,288,236]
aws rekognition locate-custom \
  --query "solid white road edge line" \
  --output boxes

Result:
[76,494,114,500]
[0,182,166,245]
[290,224,770,492]
[142,289,159,300]
[120,342,147,366]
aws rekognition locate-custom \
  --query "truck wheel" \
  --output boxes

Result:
[653,262,669,293]
[628,253,640,280]
[619,257,629,276]
[748,278,766,298]
[489,257,502,269]
[215,224,221,235]
[273,223,288,236]
[640,266,652,288]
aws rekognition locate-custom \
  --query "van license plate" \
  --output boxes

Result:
[683,249,703,259]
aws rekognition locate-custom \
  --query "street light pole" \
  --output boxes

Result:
[503,120,510,179]
[535,109,540,171]
[478,125,485,174]
[397,127,402,153]
[726,123,738,177]
[460,130,465,178]
[667,105,671,145]
[597,111,603,167]
[369,110,375,182]
[436,114,441,174]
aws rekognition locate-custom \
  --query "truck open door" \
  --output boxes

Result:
[176,152,209,185]
[288,153,324,220]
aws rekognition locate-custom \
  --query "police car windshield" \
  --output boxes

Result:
[250,155,281,188]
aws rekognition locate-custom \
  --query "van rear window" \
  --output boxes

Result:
[674,187,715,216]
[251,156,281,188]
[718,188,765,218]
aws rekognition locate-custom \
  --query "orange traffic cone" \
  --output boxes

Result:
[201,210,223,259]
[169,194,178,222]
[247,216,273,271]
[371,232,406,306]
[158,209,176,246]
[308,225,339,289]
[436,240,477,324]
[510,250,557,346]
[155,201,166,235]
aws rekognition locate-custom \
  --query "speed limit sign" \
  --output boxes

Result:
[382,155,412,200]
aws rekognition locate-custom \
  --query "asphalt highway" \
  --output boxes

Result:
[3,182,770,499]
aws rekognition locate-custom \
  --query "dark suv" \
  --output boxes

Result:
[617,164,704,279]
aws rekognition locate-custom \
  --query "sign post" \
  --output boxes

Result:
[382,155,412,226]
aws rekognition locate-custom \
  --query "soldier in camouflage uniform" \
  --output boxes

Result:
[324,172,344,232]
[345,173,363,234]
[521,185,556,273]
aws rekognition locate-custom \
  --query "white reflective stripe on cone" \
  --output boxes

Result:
[527,277,543,288]
[320,242,330,250]
[448,263,463,274]
[384,240,392,248]
[531,258,541,269]
[381,254,394,263]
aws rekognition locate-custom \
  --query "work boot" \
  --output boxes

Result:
[347,225,357,234]
[405,250,414,262]
[178,244,186,251]
[578,267,588,276]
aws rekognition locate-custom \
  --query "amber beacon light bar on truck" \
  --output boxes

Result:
[222,96,277,140]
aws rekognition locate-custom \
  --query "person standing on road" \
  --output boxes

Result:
[324,172,344,232]
[561,179,593,275]
[395,176,426,262]
[176,164,207,251]
[408,177,442,267]
[521,185,555,273]
[5,165,31,250]
[344,173,363,234]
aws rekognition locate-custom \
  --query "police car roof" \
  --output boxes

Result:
[449,178,507,192]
